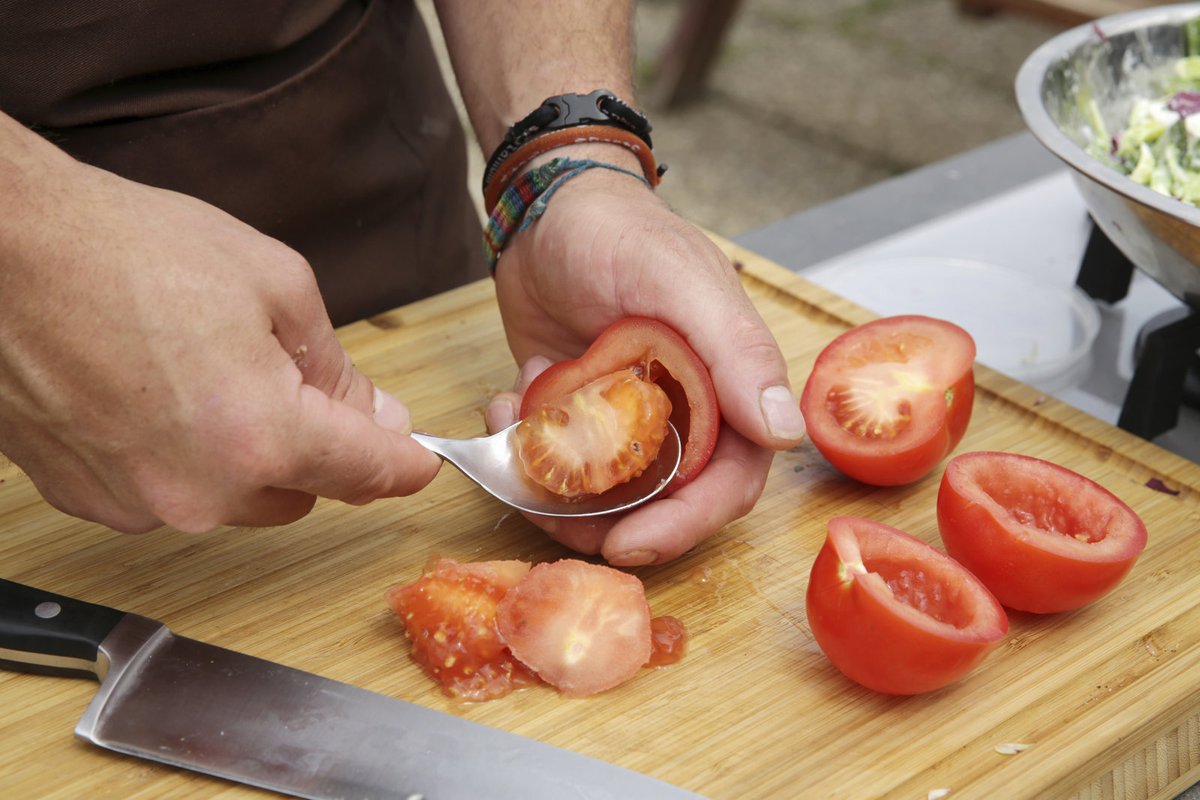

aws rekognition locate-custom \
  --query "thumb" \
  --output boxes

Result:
[685,305,806,452]
[259,262,440,500]
[279,383,442,504]
[371,386,414,434]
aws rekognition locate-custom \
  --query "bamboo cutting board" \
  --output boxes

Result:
[2,239,1199,800]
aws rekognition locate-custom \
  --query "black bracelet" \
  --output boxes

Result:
[482,90,655,194]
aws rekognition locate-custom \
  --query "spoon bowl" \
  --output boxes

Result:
[411,422,681,517]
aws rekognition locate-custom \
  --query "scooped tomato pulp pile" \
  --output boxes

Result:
[387,557,687,700]
[800,315,1149,694]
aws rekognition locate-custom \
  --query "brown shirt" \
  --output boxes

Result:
[0,0,485,326]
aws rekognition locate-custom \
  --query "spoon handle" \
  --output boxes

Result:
[410,426,518,486]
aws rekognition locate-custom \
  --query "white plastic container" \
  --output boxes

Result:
[810,256,1102,393]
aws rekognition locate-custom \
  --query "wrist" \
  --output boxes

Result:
[480,90,661,213]
[0,114,79,257]
[483,153,653,273]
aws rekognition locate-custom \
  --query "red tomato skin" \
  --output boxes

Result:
[519,317,719,489]
[937,452,1149,613]
[806,517,1008,695]
[800,315,976,487]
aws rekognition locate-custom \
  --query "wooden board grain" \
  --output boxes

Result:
[2,237,1199,800]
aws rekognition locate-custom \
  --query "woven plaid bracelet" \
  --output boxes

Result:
[482,157,650,273]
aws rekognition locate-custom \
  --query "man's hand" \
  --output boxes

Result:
[485,154,806,566]
[0,117,441,533]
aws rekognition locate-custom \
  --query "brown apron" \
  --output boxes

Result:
[0,0,485,327]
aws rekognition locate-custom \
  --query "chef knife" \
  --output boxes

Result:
[0,578,705,800]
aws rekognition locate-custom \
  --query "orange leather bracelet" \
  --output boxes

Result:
[482,125,663,214]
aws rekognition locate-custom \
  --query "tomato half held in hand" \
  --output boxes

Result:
[800,315,976,486]
[520,317,719,489]
[516,368,672,498]
[806,516,1008,695]
[937,451,1149,613]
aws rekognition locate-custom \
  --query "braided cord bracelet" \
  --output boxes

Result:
[482,157,650,273]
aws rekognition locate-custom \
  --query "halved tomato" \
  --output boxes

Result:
[520,317,719,490]
[806,516,1008,695]
[937,451,1149,613]
[800,315,975,486]
[515,367,672,497]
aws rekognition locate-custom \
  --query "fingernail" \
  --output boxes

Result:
[373,386,413,434]
[760,384,806,441]
[612,548,659,566]
[485,395,519,434]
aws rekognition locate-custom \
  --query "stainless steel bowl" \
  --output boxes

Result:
[1016,3,1200,309]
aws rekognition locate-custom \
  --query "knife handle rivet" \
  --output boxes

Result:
[34,601,61,619]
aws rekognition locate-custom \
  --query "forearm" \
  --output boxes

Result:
[0,112,71,230]
[0,111,94,289]
[431,0,637,155]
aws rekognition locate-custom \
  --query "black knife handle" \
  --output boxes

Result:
[0,579,126,679]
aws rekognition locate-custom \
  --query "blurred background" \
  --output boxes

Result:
[418,0,1082,238]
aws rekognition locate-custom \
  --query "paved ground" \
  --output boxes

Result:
[634,0,1066,237]
[419,0,1067,238]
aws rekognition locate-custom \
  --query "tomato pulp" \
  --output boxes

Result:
[385,558,539,701]
[806,516,1008,695]
[388,557,685,699]
[800,315,976,486]
[496,560,654,697]
[516,368,672,497]
[937,451,1149,613]
[520,317,719,490]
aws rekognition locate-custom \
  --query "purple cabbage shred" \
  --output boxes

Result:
[1168,91,1200,117]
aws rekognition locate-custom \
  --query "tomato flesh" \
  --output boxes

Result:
[516,368,671,498]
[390,557,683,700]
[801,315,975,486]
[385,558,539,701]
[520,317,719,490]
[937,451,1149,613]
[806,516,1008,695]
[496,559,652,697]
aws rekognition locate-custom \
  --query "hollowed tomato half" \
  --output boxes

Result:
[520,317,719,490]
[937,451,1148,613]
[800,315,976,486]
[806,516,1008,695]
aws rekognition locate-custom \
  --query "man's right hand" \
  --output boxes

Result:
[0,114,441,533]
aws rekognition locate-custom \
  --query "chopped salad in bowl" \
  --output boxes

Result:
[1089,19,1200,205]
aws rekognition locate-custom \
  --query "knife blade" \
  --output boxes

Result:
[0,578,706,800]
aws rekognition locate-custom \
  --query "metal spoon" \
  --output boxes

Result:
[411,422,681,517]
